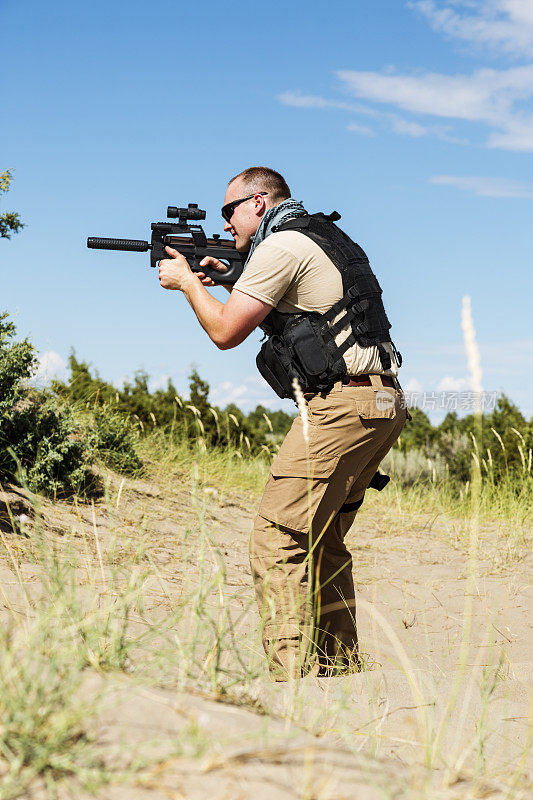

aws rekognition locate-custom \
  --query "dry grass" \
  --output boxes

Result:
[0,441,530,799]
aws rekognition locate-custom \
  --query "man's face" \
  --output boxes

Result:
[222,178,268,253]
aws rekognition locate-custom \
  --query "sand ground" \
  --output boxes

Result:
[0,471,531,799]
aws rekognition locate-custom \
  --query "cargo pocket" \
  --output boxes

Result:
[258,452,341,534]
[354,388,399,420]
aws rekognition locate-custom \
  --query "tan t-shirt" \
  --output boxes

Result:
[233,230,398,376]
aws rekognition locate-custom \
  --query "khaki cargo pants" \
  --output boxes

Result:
[250,376,407,681]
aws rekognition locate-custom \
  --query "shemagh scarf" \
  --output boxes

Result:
[244,198,308,268]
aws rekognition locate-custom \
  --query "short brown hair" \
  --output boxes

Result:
[228,166,291,204]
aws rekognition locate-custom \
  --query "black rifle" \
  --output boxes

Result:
[87,204,244,286]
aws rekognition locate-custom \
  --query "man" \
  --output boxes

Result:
[159,166,407,681]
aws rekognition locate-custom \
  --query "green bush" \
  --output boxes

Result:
[0,312,37,416]
[92,407,143,475]
[0,312,95,496]
[0,312,146,495]
[7,392,96,496]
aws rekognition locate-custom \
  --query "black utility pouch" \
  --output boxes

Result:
[285,316,330,379]
[256,335,297,399]
[285,314,346,392]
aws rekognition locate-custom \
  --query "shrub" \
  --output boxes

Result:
[91,407,143,475]
[393,402,532,489]
[0,312,36,416]
[7,392,96,496]
[0,312,95,497]
[381,447,448,486]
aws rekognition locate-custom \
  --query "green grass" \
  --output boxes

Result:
[138,427,272,495]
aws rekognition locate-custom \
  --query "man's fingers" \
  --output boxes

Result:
[199,256,228,272]
[165,246,179,257]
[195,271,215,286]
[194,272,215,286]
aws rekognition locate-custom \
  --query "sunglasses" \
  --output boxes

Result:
[221,192,268,223]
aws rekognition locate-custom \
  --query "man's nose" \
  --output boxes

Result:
[223,219,232,233]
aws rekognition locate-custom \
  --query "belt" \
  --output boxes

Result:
[342,373,396,388]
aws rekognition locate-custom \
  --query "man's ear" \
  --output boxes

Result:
[254,193,267,217]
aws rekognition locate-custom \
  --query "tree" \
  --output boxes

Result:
[53,351,115,405]
[0,169,24,239]
[187,368,219,444]
[246,404,295,441]
[485,395,531,477]
[188,368,211,419]
[395,406,435,453]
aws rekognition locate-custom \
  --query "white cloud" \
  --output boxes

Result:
[149,374,171,392]
[279,89,469,143]
[408,0,533,58]
[278,90,347,109]
[277,90,375,115]
[278,2,533,151]
[487,115,533,150]
[217,382,248,402]
[336,65,533,151]
[405,377,423,392]
[336,65,533,124]
[32,351,68,385]
[391,115,468,142]
[210,375,295,412]
[430,174,533,197]
[210,380,266,410]
[347,122,374,136]
[392,118,429,137]
[437,375,470,390]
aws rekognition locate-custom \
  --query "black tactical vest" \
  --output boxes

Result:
[255,211,402,399]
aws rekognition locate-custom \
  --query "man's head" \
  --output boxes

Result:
[222,166,291,252]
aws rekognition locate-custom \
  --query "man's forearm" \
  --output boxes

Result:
[183,279,227,346]
[158,248,269,349]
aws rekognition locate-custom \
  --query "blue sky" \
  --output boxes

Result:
[1,0,532,419]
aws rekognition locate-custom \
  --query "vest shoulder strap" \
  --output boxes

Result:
[274,210,341,232]
[270,212,402,372]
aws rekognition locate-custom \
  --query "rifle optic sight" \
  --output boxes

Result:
[167,204,206,222]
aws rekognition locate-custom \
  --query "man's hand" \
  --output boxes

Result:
[196,256,229,287]
[158,246,271,350]
[159,246,196,291]
[159,248,230,291]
